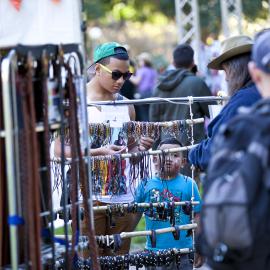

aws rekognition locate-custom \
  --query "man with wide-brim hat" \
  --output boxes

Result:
[188,35,261,171]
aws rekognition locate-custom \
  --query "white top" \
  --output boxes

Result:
[88,103,135,204]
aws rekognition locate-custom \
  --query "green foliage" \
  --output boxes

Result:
[199,0,221,38]
[85,1,268,39]
[85,0,174,23]
[243,0,269,21]
[111,3,137,21]
[54,225,72,235]
[131,216,146,250]
[84,1,107,21]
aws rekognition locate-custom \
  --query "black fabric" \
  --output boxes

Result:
[149,68,212,145]
[208,252,270,270]
[120,80,135,100]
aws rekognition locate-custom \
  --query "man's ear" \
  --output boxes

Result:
[95,63,101,76]
[248,61,260,84]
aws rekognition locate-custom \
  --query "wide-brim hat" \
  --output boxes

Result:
[208,35,253,70]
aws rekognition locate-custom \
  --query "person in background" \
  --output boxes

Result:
[188,35,261,171]
[135,137,203,270]
[149,44,211,146]
[248,29,270,98]
[131,52,158,121]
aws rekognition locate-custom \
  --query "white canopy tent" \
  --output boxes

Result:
[0,0,82,47]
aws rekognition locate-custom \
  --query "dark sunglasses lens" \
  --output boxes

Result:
[111,71,122,80]
[123,72,132,80]
[111,71,132,80]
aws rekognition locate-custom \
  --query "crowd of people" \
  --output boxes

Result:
[53,28,270,269]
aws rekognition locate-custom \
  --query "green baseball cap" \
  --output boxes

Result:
[93,42,128,63]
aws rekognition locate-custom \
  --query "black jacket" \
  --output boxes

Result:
[149,68,212,145]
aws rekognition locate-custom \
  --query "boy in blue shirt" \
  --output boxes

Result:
[135,137,202,270]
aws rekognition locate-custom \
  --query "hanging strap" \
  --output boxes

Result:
[172,226,180,240]
[113,234,122,252]
[150,230,157,248]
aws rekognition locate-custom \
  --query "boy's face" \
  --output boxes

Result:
[96,58,130,94]
[153,143,185,178]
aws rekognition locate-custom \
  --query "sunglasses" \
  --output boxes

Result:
[99,63,132,81]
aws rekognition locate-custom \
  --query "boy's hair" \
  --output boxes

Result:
[97,52,129,66]
[158,137,183,148]
[173,44,194,69]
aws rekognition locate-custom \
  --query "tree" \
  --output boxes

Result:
[84,0,269,39]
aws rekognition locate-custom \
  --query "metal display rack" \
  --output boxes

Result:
[0,44,99,269]
[0,57,228,269]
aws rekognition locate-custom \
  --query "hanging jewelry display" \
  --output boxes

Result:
[55,248,194,270]
[89,123,112,148]
[88,118,203,147]
[91,154,127,197]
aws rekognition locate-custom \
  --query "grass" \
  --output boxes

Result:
[54,225,72,235]
[130,215,146,251]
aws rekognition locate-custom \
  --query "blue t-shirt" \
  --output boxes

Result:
[135,174,201,251]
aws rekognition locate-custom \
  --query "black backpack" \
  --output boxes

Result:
[198,100,270,263]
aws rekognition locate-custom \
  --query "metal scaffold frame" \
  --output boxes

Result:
[2,50,19,270]
[220,0,243,37]
[174,0,201,69]
[174,0,244,67]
